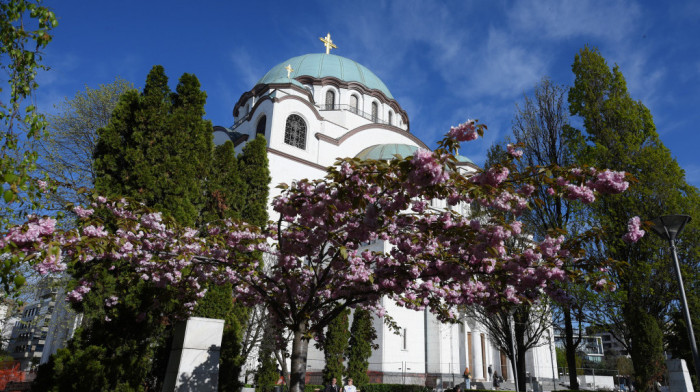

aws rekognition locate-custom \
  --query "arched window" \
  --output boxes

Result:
[350,95,359,114]
[388,111,393,126]
[256,115,266,135]
[325,90,335,110]
[284,114,306,149]
[371,102,379,122]
[245,104,250,115]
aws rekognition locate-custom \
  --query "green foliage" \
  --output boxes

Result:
[52,66,214,391]
[568,46,700,391]
[323,309,350,384]
[200,134,270,390]
[32,345,143,392]
[626,307,665,392]
[555,347,582,371]
[239,134,271,227]
[194,283,233,319]
[202,141,246,223]
[219,303,249,392]
[93,66,212,227]
[345,309,377,388]
[0,0,57,292]
[255,346,280,392]
[304,384,324,392]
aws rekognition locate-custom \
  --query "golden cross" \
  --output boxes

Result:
[285,64,294,78]
[319,33,337,54]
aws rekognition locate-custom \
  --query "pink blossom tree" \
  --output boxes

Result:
[1,121,641,392]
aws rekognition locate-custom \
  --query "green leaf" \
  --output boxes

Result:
[3,190,14,203]
[4,173,17,183]
[13,275,25,288]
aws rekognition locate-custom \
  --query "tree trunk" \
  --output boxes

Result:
[564,306,580,390]
[514,311,528,392]
[516,343,527,391]
[289,324,310,392]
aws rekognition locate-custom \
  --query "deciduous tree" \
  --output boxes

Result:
[5,120,639,392]
[38,78,134,211]
[0,0,57,293]
[503,77,588,389]
[568,46,700,391]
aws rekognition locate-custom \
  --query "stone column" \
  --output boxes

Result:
[162,317,225,392]
[668,358,695,392]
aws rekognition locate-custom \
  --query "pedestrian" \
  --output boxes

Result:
[488,365,493,381]
[492,371,500,390]
[463,366,471,390]
[455,385,463,392]
[344,378,356,392]
[325,378,340,392]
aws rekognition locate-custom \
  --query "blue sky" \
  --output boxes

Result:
[37,0,700,188]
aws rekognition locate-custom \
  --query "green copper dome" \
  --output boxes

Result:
[257,53,394,99]
[355,144,420,160]
[455,153,475,165]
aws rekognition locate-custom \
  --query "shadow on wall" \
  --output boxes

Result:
[170,344,220,392]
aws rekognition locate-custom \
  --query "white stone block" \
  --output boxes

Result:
[668,359,694,392]
[162,317,225,392]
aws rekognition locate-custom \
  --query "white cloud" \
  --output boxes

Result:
[507,0,642,42]
[462,28,546,99]
[230,48,263,89]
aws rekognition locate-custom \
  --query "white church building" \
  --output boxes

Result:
[213,35,557,388]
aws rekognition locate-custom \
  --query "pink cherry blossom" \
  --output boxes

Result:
[507,144,523,158]
[448,119,477,142]
[622,216,645,244]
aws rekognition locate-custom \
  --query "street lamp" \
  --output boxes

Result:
[649,214,700,379]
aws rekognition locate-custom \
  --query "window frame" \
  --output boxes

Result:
[283,114,307,150]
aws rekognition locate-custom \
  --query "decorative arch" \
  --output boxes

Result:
[349,94,359,114]
[284,114,307,150]
[256,115,267,135]
[325,89,336,110]
[371,101,379,122]
[388,111,393,126]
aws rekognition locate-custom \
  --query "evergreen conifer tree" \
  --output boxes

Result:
[202,141,246,223]
[34,66,214,391]
[256,348,280,392]
[239,134,271,227]
[322,309,350,385]
[345,309,377,388]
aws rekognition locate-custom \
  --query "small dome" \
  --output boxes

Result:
[355,144,420,160]
[257,53,394,99]
[455,154,475,165]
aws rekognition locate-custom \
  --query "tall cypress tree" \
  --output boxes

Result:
[239,134,271,227]
[214,134,270,391]
[345,309,377,388]
[93,67,212,226]
[323,309,350,385]
[568,46,700,391]
[202,141,246,223]
[34,66,214,392]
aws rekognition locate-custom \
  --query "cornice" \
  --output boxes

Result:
[315,123,429,150]
[267,147,328,171]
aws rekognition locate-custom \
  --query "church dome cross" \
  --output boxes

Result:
[319,33,337,54]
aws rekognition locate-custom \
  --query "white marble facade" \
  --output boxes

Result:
[214,49,557,386]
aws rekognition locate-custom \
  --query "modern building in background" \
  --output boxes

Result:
[7,279,82,371]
